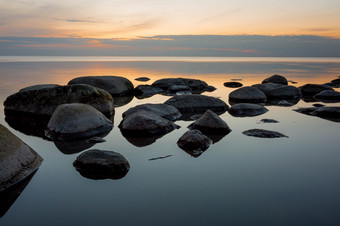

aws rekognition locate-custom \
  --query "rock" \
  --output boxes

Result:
[167,85,192,93]
[165,94,229,115]
[73,149,130,180]
[188,109,231,134]
[122,133,168,147]
[228,103,268,117]
[4,84,114,116]
[259,119,279,123]
[119,110,179,135]
[19,84,61,92]
[68,76,134,97]
[277,100,294,106]
[262,74,288,85]
[313,104,325,107]
[177,130,212,158]
[299,84,334,96]
[88,137,106,143]
[288,80,298,84]
[205,86,217,92]
[314,90,340,101]
[175,91,192,96]
[294,106,340,122]
[224,82,243,88]
[331,78,340,84]
[134,85,164,99]
[242,129,288,138]
[229,86,267,104]
[152,78,208,93]
[122,104,181,121]
[135,77,150,82]
[266,98,300,107]
[252,83,302,99]
[45,103,113,140]
[0,124,43,192]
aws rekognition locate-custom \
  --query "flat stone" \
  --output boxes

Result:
[123,103,181,121]
[294,106,340,122]
[259,119,279,123]
[224,82,243,88]
[262,74,288,85]
[242,129,288,138]
[229,86,267,104]
[135,77,150,82]
[177,130,212,158]
[228,103,268,117]
[314,90,340,101]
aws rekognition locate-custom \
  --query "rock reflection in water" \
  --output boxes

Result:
[121,132,167,147]
[113,95,134,107]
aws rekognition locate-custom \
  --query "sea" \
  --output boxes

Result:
[0,56,339,225]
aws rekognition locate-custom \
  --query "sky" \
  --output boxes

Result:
[1,0,340,56]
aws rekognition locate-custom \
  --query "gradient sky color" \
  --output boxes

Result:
[1,0,340,39]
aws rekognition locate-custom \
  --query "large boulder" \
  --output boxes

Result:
[188,110,231,134]
[229,86,267,104]
[177,129,212,158]
[313,90,340,101]
[299,84,334,96]
[242,129,288,138]
[164,94,229,115]
[228,103,268,117]
[252,83,302,99]
[294,106,340,122]
[152,78,208,93]
[4,84,114,116]
[262,74,288,85]
[68,76,134,97]
[0,124,43,191]
[73,149,130,180]
[122,104,181,121]
[46,103,113,140]
[119,110,179,135]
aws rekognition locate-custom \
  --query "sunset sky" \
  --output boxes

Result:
[1,0,340,56]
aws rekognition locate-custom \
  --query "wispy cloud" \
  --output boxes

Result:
[54,18,107,24]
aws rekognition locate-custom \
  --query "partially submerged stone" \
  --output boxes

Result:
[152,78,208,93]
[262,74,288,85]
[242,129,288,138]
[134,85,164,99]
[313,90,340,101]
[294,106,340,122]
[177,130,212,158]
[122,103,181,121]
[0,124,43,192]
[224,82,243,88]
[46,103,113,140]
[229,86,267,104]
[252,83,302,99]
[228,103,268,117]
[299,84,334,96]
[73,149,130,180]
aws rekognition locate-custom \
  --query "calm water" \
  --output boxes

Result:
[0,57,340,225]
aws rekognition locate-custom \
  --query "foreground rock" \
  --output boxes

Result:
[229,86,267,104]
[46,103,113,140]
[228,103,268,117]
[165,94,229,115]
[119,110,179,135]
[19,84,61,92]
[68,76,134,97]
[188,110,231,134]
[262,74,288,85]
[313,90,340,101]
[4,84,114,116]
[252,83,302,99]
[152,78,209,93]
[122,104,181,121]
[294,106,340,122]
[224,82,243,88]
[242,129,288,138]
[0,124,43,191]
[177,130,212,158]
[299,84,334,96]
[73,149,130,180]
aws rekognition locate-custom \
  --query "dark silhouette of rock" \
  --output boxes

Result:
[266,98,300,106]
[262,74,288,85]
[331,78,340,84]
[68,76,134,97]
[0,124,43,192]
[119,110,179,135]
[4,84,114,116]
[177,130,212,158]
[313,104,325,107]
[123,104,181,121]
[152,78,208,93]
[19,84,61,92]
[224,82,243,88]
[314,90,340,101]
[73,149,130,180]
[242,129,288,138]
[135,77,150,82]
[188,109,231,134]
[299,84,334,96]
[252,83,302,99]
[134,85,164,99]
[294,106,340,122]
[205,86,217,92]
[228,103,268,117]
[288,80,298,84]
[229,86,267,104]
[113,95,134,107]
[165,94,229,115]
[259,119,279,123]
[121,133,168,147]
[167,85,192,93]
[46,103,113,141]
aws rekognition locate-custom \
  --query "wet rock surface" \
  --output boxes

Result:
[262,74,288,85]
[259,119,279,123]
[229,86,267,104]
[123,103,181,121]
[177,130,212,158]
[73,149,130,180]
[135,77,150,82]
[242,129,288,138]
[224,82,243,88]
[313,90,340,101]
[294,106,340,122]
[228,103,268,117]
[152,78,208,93]
[299,84,334,96]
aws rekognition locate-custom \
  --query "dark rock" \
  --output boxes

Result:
[122,133,168,147]
[314,90,340,101]
[165,94,229,115]
[313,104,325,107]
[88,137,106,143]
[167,85,192,93]
[224,82,243,88]
[252,83,302,99]
[122,104,181,121]
[324,82,340,88]
[45,103,113,140]
[259,119,279,123]
[331,78,340,84]
[242,129,288,138]
[152,78,208,93]
[288,80,298,84]
[119,110,179,136]
[276,100,295,106]
[134,85,164,99]
[228,103,268,117]
[73,149,130,180]
[135,77,150,82]
[231,79,243,81]
[4,84,114,116]
[205,86,217,92]
[177,130,212,158]
[294,106,340,122]
[229,86,267,104]
[68,76,134,97]
[299,84,334,96]
[188,109,231,134]
[19,84,61,92]
[0,124,43,192]
[113,95,134,107]
[262,74,288,85]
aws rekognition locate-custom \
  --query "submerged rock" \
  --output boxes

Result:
[135,77,150,82]
[242,129,288,138]
[262,74,288,85]
[224,82,243,88]
[73,149,130,180]
[228,103,268,117]
[299,84,334,96]
[152,78,208,93]
[0,124,43,192]
[229,86,267,104]
[294,106,340,122]
[68,76,134,97]
[177,130,212,158]
[46,103,113,140]
[122,103,181,121]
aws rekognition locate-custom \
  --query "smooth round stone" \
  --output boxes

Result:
[229,86,267,104]
[242,129,288,138]
[177,129,212,158]
[262,74,288,85]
